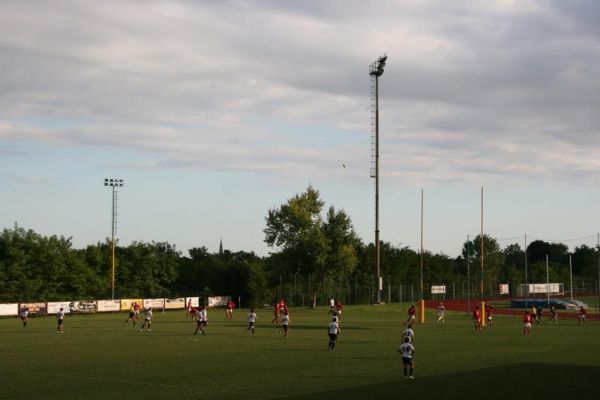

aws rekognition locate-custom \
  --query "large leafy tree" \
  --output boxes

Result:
[460,234,503,297]
[264,186,359,308]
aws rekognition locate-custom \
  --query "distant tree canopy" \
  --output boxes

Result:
[1,191,599,304]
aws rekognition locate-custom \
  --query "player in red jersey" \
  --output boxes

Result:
[133,302,141,323]
[225,299,235,320]
[523,311,532,336]
[473,306,482,332]
[335,302,343,321]
[406,304,416,326]
[578,307,586,326]
[272,298,286,324]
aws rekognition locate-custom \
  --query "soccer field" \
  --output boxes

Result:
[1,304,599,400]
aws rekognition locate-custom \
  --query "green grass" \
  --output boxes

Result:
[1,304,599,399]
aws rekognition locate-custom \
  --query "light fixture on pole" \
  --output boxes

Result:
[369,54,387,304]
[104,178,124,300]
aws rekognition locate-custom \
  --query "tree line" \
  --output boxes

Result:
[1,187,598,305]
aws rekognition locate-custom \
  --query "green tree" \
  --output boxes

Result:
[264,186,359,308]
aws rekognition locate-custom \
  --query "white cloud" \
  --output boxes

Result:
[1,0,599,186]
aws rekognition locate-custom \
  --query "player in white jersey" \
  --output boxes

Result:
[402,325,415,343]
[194,306,208,335]
[140,308,153,332]
[56,307,65,333]
[279,311,290,338]
[328,318,340,351]
[20,308,29,327]
[436,302,445,324]
[398,337,415,378]
[245,309,257,335]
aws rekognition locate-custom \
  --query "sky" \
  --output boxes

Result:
[1,0,600,258]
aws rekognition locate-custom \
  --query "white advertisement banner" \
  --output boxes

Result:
[499,284,510,295]
[77,300,98,313]
[528,283,561,294]
[208,296,231,307]
[97,300,119,312]
[143,298,165,309]
[47,302,72,314]
[165,298,185,309]
[0,303,18,316]
[431,285,446,294]
[185,297,200,308]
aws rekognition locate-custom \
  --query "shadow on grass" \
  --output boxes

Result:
[283,363,600,400]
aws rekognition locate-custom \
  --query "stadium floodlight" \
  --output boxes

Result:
[369,54,387,304]
[104,178,124,300]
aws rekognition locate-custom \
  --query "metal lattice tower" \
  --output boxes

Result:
[368,54,387,304]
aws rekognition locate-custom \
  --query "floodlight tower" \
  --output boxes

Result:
[369,54,387,304]
[104,178,124,300]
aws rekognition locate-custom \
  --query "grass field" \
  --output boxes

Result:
[1,303,599,400]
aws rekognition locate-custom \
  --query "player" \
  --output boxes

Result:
[123,305,137,327]
[186,299,193,318]
[225,298,235,320]
[485,303,493,327]
[327,317,340,351]
[245,308,257,335]
[56,307,65,333]
[335,302,343,321]
[19,307,29,327]
[271,298,286,324]
[406,304,416,326]
[69,301,75,317]
[436,302,445,324]
[133,301,141,322]
[473,306,481,332]
[196,306,208,335]
[536,306,543,325]
[280,311,290,338]
[398,336,415,379]
[578,307,586,326]
[402,324,415,343]
[523,310,532,336]
[531,305,539,325]
[329,297,336,314]
[140,307,153,332]
[549,304,558,324]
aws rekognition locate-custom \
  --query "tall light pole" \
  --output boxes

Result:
[369,54,387,304]
[104,178,123,300]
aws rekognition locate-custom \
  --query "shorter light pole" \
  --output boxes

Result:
[104,178,123,300]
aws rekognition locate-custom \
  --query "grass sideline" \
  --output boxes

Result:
[0,303,598,400]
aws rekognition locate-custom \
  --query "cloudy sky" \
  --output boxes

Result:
[1,0,599,257]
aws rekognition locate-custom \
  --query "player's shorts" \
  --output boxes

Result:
[402,357,413,366]
[579,315,585,320]
[58,319,64,325]
[283,325,289,332]
[329,333,337,341]
[487,316,492,320]
[202,320,208,326]
[248,322,255,328]
[20,316,27,320]
[129,312,135,318]
[336,310,342,315]
[524,322,531,328]
[197,320,203,326]
[145,318,151,322]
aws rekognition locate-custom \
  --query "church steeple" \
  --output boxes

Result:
[219,238,223,256]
